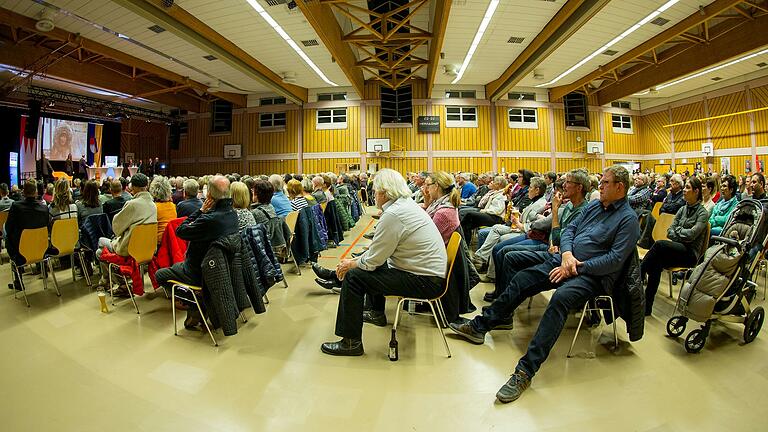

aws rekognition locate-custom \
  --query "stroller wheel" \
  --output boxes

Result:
[743,306,765,344]
[666,316,687,337]
[685,329,706,354]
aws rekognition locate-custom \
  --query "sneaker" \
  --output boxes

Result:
[448,321,486,344]
[363,232,374,240]
[492,316,514,331]
[496,370,531,403]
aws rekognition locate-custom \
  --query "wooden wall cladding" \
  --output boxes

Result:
[495,106,550,153]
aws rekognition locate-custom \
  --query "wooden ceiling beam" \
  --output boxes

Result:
[110,0,307,104]
[486,0,611,102]
[549,0,744,102]
[426,0,451,98]
[0,42,202,112]
[295,0,364,98]
[0,7,245,108]
[596,12,768,105]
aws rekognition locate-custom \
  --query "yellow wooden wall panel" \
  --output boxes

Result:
[497,157,549,174]
[303,158,359,174]
[248,160,297,176]
[433,157,491,173]
[552,110,601,153]
[751,85,768,144]
[303,106,360,153]
[365,105,428,153]
[604,113,643,155]
[496,106,550,152]
[751,84,768,108]
[708,92,750,150]
[640,110,671,154]
[247,110,300,155]
[368,157,428,175]
[555,157,601,173]
[432,105,492,153]
[670,102,706,153]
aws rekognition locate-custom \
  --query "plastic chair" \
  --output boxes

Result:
[650,201,662,219]
[390,232,461,359]
[637,213,675,259]
[106,223,157,314]
[48,218,90,287]
[665,223,711,299]
[320,202,328,213]
[169,280,248,347]
[284,211,301,275]
[11,227,59,307]
[357,189,367,214]
[566,296,619,358]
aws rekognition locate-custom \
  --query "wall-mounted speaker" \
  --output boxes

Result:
[24,100,41,139]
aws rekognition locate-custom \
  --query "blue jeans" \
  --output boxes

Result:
[471,259,600,378]
[494,248,551,298]
[477,227,492,251]
[487,236,548,281]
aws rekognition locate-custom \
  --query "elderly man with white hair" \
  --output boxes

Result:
[457,172,477,200]
[319,169,447,356]
[627,173,652,212]
[268,174,292,217]
[660,173,685,215]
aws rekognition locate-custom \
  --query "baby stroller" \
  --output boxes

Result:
[666,198,768,353]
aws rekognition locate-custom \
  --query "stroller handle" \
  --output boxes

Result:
[711,236,742,250]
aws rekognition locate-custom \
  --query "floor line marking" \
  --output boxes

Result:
[340,219,375,260]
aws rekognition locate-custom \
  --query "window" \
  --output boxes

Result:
[316,107,347,130]
[317,92,347,101]
[210,100,232,133]
[508,108,538,129]
[260,97,286,106]
[508,92,536,101]
[445,90,476,99]
[445,106,477,128]
[259,112,286,129]
[611,100,631,109]
[611,114,633,134]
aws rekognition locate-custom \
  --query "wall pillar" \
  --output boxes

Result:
[427,101,434,171]
[598,108,606,170]
[703,96,713,173]
[745,85,758,173]
[668,106,675,171]
[360,102,367,172]
[547,107,556,172]
[490,101,498,172]
[297,105,304,174]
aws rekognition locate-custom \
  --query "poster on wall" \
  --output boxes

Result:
[9,152,18,187]
[720,157,731,174]
[124,152,135,164]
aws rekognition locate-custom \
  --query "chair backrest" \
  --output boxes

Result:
[653,213,675,242]
[50,218,79,256]
[651,201,662,219]
[285,210,299,237]
[19,227,49,265]
[320,202,327,213]
[433,232,462,300]
[127,223,158,265]
[0,211,8,228]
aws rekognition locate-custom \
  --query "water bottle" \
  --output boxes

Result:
[388,329,398,361]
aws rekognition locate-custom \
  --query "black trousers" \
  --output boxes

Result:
[640,240,697,313]
[335,265,444,339]
[460,212,503,244]
[156,262,201,304]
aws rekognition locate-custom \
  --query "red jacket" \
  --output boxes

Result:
[99,248,145,296]
[149,217,188,289]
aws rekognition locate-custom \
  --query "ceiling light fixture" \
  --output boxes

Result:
[245,0,337,86]
[654,47,768,91]
[452,0,500,84]
[537,0,680,87]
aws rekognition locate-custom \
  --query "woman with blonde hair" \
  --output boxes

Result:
[286,178,309,211]
[423,171,460,244]
[231,181,256,230]
[49,179,78,221]
[150,176,177,244]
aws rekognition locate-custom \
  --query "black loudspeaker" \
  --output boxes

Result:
[563,92,589,129]
[169,122,180,150]
[25,100,41,139]
[380,84,413,124]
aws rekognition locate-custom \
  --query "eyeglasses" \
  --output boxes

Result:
[600,180,618,186]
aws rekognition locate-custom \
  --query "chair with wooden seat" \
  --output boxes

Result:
[105,223,157,314]
[637,212,675,260]
[650,201,662,220]
[169,281,248,347]
[11,227,59,307]
[48,218,90,287]
[283,210,301,275]
[664,223,711,300]
[389,232,461,359]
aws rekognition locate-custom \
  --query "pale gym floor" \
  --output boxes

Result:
[1,213,767,431]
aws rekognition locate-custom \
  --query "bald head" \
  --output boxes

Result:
[208,175,231,200]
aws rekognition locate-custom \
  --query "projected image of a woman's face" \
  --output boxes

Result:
[51,124,73,160]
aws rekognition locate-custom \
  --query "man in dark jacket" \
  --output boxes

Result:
[660,174,685,215]
[449,165,640,404]
[176,179,203,217]
[156,175,238,327]
[102,180,127,221]
[5,179,50,290]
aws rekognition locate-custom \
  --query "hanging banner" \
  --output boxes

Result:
[18,116,37,180]
[87,123,103,167]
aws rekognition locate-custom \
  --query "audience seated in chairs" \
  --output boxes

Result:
[510,169,535,211]
[156,175,239,329]
[0,183,13,211]
[151,176,177,246]
[231,181,257,231]
[269,174,292,218]
[650,177,667,206]
[102,180,127,222]
[710,175,739,237]
[640,176,709,315]
[176,179,203,217]
[251,179,286,251]
[750,173,766,201]
[76,180,103,226]
[456,172,476,200]
[422,171,461,244]
[459,175,508,244]
[287,179,309,211]
[317,169,447,356]
[95,174,157,291]
[49,179,78,221]
[5,179,50,291]
[628,173,652,212]
[449,165,640,404]
[660,174,685,215]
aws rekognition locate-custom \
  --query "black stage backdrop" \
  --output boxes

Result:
[0,106,121,185]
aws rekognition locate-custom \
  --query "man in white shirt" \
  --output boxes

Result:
[320,169,447,356]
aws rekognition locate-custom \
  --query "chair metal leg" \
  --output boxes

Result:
[567,302,590,358]
[606,296,618,350]
[71,255,77,283]
[108,263,115,306]
[392,298,406,331]
[427,301,451,358]
[123,274,140,314]
[667,270,673,298]
[172,284,178,336]
[41,263,49,291]
[434,299,449,328]
[48,259,61,296]
[283,277,289,288]
[13,263,30,307]
[263,292,270,304]
[240,311,248,323]
[192,292,217,347]
[78,252,92,287]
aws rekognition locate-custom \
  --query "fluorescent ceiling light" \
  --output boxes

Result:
[245,0,338,86]
[452,0,500,84]
[537,0,679,87]
[655,47,768,90]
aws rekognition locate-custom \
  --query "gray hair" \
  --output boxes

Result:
[529,177,546,193]
[670,173,683,188]
[373,169,413,201]
[605,165,630,194]
[492,175,508,188]
[183,179,199,198]
[566,168,590,197]
[208,175,231,200]
[268,174,285,194]
[149,175,172,202]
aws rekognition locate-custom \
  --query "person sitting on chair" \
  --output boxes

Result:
[449,165,639,404]
[176,179,203,218]
[317,169,447,356]
[102,180,127,222]
[155,175,238,328]
[5,179,50,290]
[660,174,685,215]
